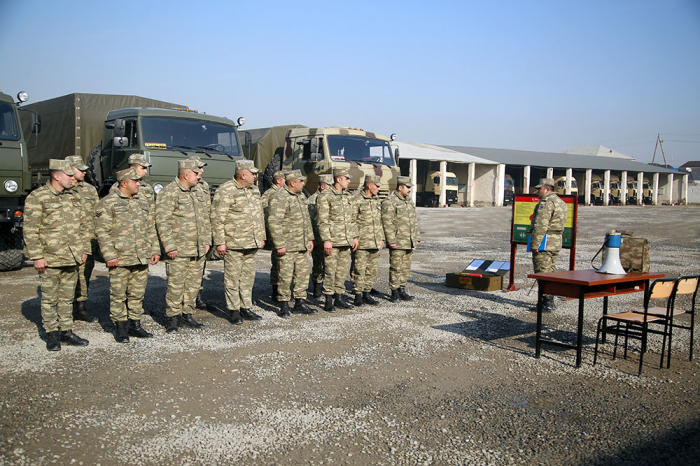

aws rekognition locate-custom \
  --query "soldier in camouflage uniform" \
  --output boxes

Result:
[24,159,90,351]
[268,170,316,318]
[307,173,334,299]
[109,153,155,207]
[64,155,99,324]
[213,160,266,325]
[187,156,211,310]
[351,175,385,306]
[529,177,568,312]
[96,168,161,342]
[261,170,286,300]
[382,176,420,302]
[156,160,212,333]
[317,168,359,312]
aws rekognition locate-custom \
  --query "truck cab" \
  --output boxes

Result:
[554,176,578,197]
[503,174,515,205]
[416,171,459,206]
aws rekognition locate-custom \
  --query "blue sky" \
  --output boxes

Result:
[2,0,699,165]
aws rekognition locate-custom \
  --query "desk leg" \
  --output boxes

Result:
[535,281,543,358]
[576,287,585,368]
[601,296,609,343]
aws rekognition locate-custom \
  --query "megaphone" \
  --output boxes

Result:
[598,230,627,275]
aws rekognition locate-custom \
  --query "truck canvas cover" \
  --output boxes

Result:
[242,125,306,172]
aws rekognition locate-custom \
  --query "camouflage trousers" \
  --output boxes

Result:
[109,264,149,322]
[39,265,79,332]
[270,250,280,287]
[311,242,325,285]
[224,248,258,310]
[323,246,351,296]
[278,250,310,302]
[165,254,206,317]
[389,248,413,290]
[532,250,559,274]
[75,252,95,303]
[352,249,380,293]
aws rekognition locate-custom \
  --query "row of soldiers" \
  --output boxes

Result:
[23,154,420,351]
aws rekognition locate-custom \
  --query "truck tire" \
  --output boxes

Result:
[0,226,25,271]
[86,142,102,188]
[262,153,283,193]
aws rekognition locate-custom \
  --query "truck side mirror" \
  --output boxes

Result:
[311,152,323,162]
[310,137,319,154]
[113,118,126,137]
[31,113,41,134]
[244,131,252,150]
[113,136,129,147]
[394,147,400,163]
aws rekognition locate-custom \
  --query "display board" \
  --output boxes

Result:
[511,195,576,249]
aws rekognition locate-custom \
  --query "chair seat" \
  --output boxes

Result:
[632,306,687,317]
[603,312,661,323]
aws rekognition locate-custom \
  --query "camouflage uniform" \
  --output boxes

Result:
[212,172,266,312]
[307,182,331,288]
[530,189,567,274]
[352,188,385,293]
[382,186,420,291]
[261,183,283,290]
[110,180,154,207]
[268,183,313,303]
[156,168,212,319]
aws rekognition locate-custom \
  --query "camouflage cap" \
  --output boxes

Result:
[236,159,259,173]
[65,155,88,171]
[273,170,286,180]
[318,174,334,185]
[397,176,413,187]
[116,167,144,182]
[333,168,352,179]
[535,177,555,188]
[49,159,75,176]
[128,153,152,168]
[187,155,207,168]
[285,169,306,181]
[178,159,203,173]
[364,175,381,186]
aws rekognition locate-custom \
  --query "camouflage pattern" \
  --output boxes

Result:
[277,250,311,302]
[39,266,79,332]
[351,189,384,293]
[111,179,155,207]
[602,235,650,273]
[72,179,99,303]
[352,249,380,293]
[396,176,414,187]
[261,184,282,287]
[381,190,420,249]
[389,249,414,290]
[108,265,149,321]
[534,177,555,188]
[223,249,259,309]
[307,188,329,285]
[48,159,75,174]
[164,255,206,317]
[236,159,259,173]
[65,155,89,171]
[128,153,152,167]
[323,246,352,296]
[530,190,567,274]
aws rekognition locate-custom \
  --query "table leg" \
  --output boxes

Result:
[576,287,585,368]
[601,296,609,343]
[535,282,543,358]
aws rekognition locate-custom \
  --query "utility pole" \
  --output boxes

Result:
[651,134,668,168]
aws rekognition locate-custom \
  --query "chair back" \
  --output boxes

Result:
[648,278,676,301]
[675,276,699,297]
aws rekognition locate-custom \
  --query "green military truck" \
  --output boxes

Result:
[415,170,459,206]
[243,125,400,196]
[0,91,40,270]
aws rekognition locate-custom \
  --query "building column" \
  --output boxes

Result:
[667,173,674,205]
[439,160,447,207]
[652,172,659,205]
[620,171,627,205]
[546,167,554,179]
[681,174,688,205]
[585,169,592,205]
[495,163,505,206]
[565,168,573,195]
[409,158,417,205]
[467,162,475,207]
[603,170,611,206]
[523,165,531,195]
[637,172,644,205]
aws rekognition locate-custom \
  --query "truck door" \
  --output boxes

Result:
[112,119,139,173]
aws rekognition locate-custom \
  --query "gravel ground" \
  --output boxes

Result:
[0,205,698,465]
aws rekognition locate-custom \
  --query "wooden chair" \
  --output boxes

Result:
[593,278,676,376]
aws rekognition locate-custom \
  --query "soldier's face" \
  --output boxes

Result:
[122,178,141,197]
[132,164,148,178]
[398,184,411,197]
[181,170,199,189]
[54,171,75,191]
[336,175,351,190]
[536,186,549,198]
[73,168,86,182]
[290,179,305,193]
[238,169,254,187]
[367,182,380,196]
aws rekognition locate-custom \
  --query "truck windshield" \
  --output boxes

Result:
[433,176,459,186]
[140,117,241,155]
[0,102,20,141]
[326,135,394,166]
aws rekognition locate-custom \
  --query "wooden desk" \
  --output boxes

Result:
[527,270,665,367]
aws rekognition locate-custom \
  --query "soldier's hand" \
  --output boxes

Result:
[324,241,333,256]
[206,244,211,254]
[260,241,265,249]
[81,254,88,265]
[389,243,397,249]
[308,241,314,252]
[351,238,359,251]
[151,255,160,265]
[167,250,178,259]
[277,247,287,256]
[217,244,227,256]
[106,258,118,268]
[33,258,47,274]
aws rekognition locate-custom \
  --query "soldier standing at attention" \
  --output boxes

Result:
[262,170,286,301]
[95,168,160,342]
[382,176,420,303]
[268,170,316,318]
[64,155,99,323]
[156,160,212,333]
[212,160,266,325]
[187,156,211,310]
[24,159,90,351]
[307,173,333,299]
[351,175,384,306]
[529,177,568,312]
[317,168,359,312]
[109,153,155,207]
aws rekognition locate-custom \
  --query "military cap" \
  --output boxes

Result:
[333,168,352,179]
[318,174,334,185]
[285,169,306,181]
[273,170,286,180]
[187,155,207,168]
[397,176,413,187]
[128,153,152,168]
[116,167,144,182]
[534,177,555,188]
[49,159,75,176]
[178,159,203,173]
[65,155,88,171]
[364,175,381,186]
[236,159,259,173]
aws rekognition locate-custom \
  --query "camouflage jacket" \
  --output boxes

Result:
[307,189,328,243]
[23,182,90,267]
[155,178,212,257]
[261,185,281,247]
[73,180,99,241]
[110,180,155,208]
[212,178,265,249]
[530,192,567,252]
[353,190,385,249]
[316,186,359,246]
[268,184,313,252]
[382,190,420,249]
[95,189,159,266]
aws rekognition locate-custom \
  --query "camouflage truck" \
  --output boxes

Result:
[244,126,399,197]
[415,170,459,206]
[0,90,40,270]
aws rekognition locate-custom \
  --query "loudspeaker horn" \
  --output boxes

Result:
[598,231,627,275]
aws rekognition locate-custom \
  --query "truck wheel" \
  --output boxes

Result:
[86,142,102,188]
[262,153,283,193]
[0,227,25,271]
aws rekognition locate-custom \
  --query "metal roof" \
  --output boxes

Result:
[395,141,497,164]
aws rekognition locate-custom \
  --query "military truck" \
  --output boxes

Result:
[415,171,459,206]
[503,174,515,205]
[244,126,399,196]
[627,177,653,205]
[0,90,40,270]
[609,175,623,204]
[590,174,606,205]
[553,175,578,197]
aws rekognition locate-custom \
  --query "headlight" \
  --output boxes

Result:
[4,180,18,193]
[237,117,245,127]
[17,92,29,103]
[153,183,164,194]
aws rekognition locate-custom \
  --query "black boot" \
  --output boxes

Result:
[128,319,153,338]
[354,293,364,307]
[166,316,179,333]
[543,296,556,313]
[293,298,318,315]
[313,282,324,299]
[278,301,291,318]
[324,295,336,313]
[46,331,61,351]
[181,313,204,329]
[229,309,243,325]
[398,286,415,301]
[114,321,130,343]
[334,293,354,309]
[73,301,97,323]
[370,288,381,296]
[60,330,89,346]
[271,285,279,302]
[389,289,401,303]
[240,309,262,321]
[363,292,379,305]
[196,291,207,310]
